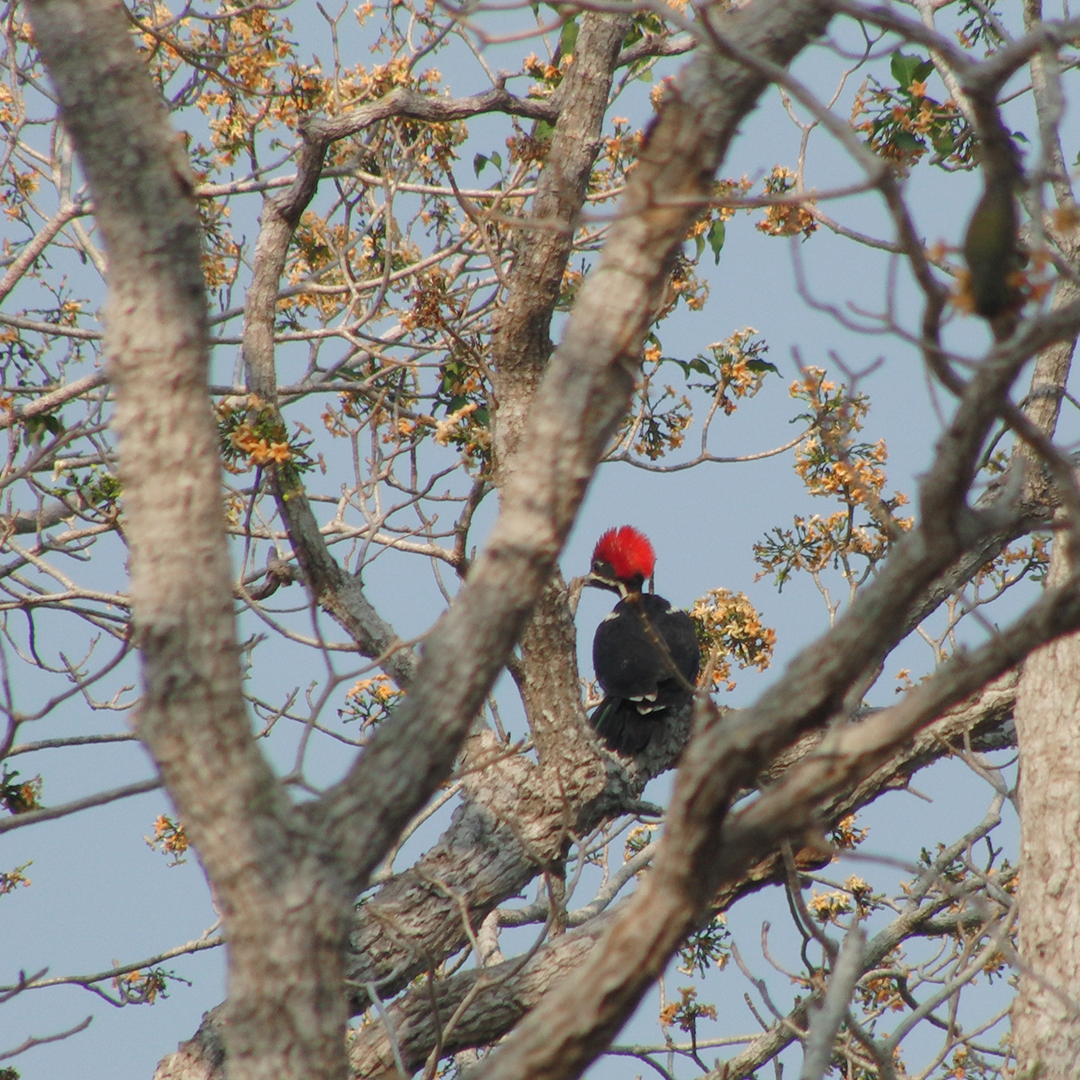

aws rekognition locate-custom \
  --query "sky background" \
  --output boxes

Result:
[2,3,1066,1077]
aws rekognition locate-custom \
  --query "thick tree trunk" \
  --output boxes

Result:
[1013,539,1080,1077]
[26,3,354,1079]
[1008,128,1080,1066]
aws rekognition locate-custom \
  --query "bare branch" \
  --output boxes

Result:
[0,777,161,834]
[800,927,866,1080]
[0,1015,93,1061]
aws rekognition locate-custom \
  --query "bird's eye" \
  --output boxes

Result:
[592,560,602,572]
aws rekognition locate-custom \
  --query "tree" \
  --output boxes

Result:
[2,0,1079,1078]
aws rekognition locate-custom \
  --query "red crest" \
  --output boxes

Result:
[592,526,656,584]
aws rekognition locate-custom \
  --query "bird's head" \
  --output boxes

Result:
[587,526,655,596]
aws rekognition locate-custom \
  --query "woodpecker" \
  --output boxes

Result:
[586,526,700,755]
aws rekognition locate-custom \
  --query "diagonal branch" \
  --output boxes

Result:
[307,0,836,894]
[468,566,1076,1080]
[343,670,1018,1078]
[240,87,561,688]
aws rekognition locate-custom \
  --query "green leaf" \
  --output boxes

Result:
[474,151,503,180]
[890,52,915,87]
[890,51,928,90]
[707,218,725,265]
[747,358,779,376]
[894,131,924,152]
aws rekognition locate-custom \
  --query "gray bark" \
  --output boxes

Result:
[1004,1,1080,1053]
[1011,283,1080,1080]
[1012,542,1080,1078]
[25,2,355,1080]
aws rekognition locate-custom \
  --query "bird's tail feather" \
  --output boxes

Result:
[590,697,657,756]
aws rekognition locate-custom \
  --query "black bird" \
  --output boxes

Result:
[586,526,700,755]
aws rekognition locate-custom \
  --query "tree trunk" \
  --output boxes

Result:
[1013,535,1080,1077]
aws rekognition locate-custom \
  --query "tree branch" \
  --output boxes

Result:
[239,86,563,687]
[0,777,161,833]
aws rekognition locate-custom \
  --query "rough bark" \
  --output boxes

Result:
[489,10,630,478]
[487,13,631,783]
[1010,280,1080,1079]
[25,3,355,1080]
[348,919,607,1080]
[1004,6,1080,1052]
[484,11,631,790]
[161,671,1018,1080]
[1012,538,1080,1077]
[343,674,1019,1078]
